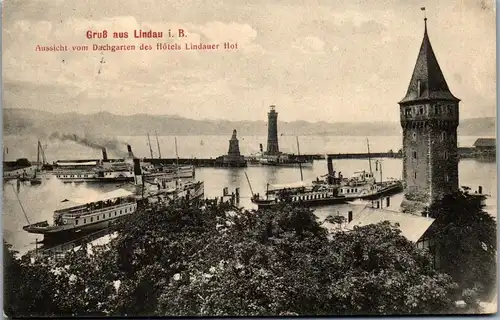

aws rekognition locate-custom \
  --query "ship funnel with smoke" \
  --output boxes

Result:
[48,132,129,158]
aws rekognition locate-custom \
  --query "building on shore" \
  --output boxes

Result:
[399,16,460,213]
[473,138,496,157]
[345,205,438,265]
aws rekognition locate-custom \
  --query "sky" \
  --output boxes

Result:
[2,0,496,123]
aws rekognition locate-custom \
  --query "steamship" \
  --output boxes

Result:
[247,145,314,167]
[251,181,347,209]
[254,153,314,167]
[141,163,196,183]
[30,144,196,184]
[23,159,204,243]
[251,158,402,209]
[30,147,134,184]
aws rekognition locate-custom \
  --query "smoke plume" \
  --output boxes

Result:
[48,132,129,157]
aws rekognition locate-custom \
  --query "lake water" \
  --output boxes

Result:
[2,135,497,255]
[2,135,491,160]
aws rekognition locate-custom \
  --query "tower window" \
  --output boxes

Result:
[419,107,424,115]
[412,151,417,159]
[441,132,446,141]
[444,151,448,160]
[435,105,441,115]
[445,174,449,183]
[417,80,422,96]
[405,108,411,117]
[447,105,453,114]
[412,132,417,141]
[414,172,417,179]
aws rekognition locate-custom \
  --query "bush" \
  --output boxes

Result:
[4,201,458,316]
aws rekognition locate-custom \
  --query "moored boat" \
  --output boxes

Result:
[251,181,347,209]
[316,170,403,201]
[247,152,314,167]
[30,144,196,185]
[23,159,204,243]
[250,152,403,209]
[142,164,195,183]
[30,146,135,184]
[23,188,138,243]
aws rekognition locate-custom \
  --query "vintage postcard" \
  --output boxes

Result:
[2,0,497,316]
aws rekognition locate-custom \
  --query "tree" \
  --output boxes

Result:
[4,201,459,316]
[3,241,62,317]
[326,222,457,315]
[426,190,497,301]
[154,206,458,316]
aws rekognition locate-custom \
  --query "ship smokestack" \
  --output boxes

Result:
[327,156,334,184]
[133,159,143,186]
[102,148,108,161]
[127,144,135,158]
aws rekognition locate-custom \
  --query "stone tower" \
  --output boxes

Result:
[222,129,247,167]
[266,105,279,155]
[227,129,241,157]
[399,18,460,212]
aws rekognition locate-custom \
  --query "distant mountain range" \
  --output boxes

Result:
[3,108,496,137]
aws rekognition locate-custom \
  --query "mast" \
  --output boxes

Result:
[366,138,373,175]
[147,133,154,159]
[244,171,255,196]
[174,137,180,180]
[174,137,179,166]
[296,136,303,181]
[36,140,41,169]
[11,184,30,225]
[380,160,383,184]
[155,131,162,159]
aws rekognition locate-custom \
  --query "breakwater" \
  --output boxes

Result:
[6,148,494,171]
[327,152,401,159]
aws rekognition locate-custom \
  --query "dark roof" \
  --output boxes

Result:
[473,138,496,147]
[399,20,460,104]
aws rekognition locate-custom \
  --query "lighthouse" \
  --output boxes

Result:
[266,105,280,155]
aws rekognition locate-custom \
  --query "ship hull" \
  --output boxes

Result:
[252,196,347,209]
[31,169,195,185]
[24,218,124,244]
[24,181,204,242]
[257,162,314,167]
[251,182,403,210]
[344,182,403,201]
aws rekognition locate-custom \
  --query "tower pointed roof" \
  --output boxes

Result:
[399,18,460,104]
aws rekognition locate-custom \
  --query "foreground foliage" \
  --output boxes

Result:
[426,189,497,301]
[5,200,459,316]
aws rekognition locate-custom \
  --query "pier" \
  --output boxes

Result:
[327,152,401,159]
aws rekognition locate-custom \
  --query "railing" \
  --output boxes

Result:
[57,201,136,218]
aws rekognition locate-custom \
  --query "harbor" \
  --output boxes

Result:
[4,154,496,256]
[3,105,496,253]
[2,1,497,316]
